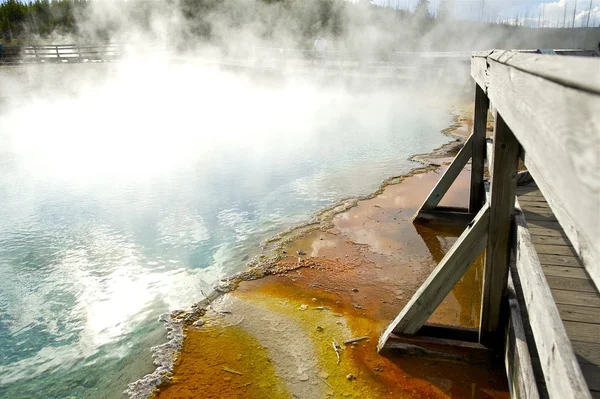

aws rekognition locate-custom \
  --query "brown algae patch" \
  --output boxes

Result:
[155,314,290,399]
[234,270,507,398]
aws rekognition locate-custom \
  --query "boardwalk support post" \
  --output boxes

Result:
[469,84,489,214]
[478,113,521,345]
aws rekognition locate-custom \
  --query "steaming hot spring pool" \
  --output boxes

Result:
[0,63,453,398]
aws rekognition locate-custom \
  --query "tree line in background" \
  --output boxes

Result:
[0,0,477,44]
[1,0,598,50]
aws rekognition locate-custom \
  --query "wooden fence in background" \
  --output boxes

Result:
[0,43,121,63]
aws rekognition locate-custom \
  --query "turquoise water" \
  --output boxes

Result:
[0,64,451,398]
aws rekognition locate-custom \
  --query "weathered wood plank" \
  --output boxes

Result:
[535,244,578,257]
[522,316,600,362]
[480,113,520,344]
[522,212,558,222]
[482,54,600,291]
[531,234,572,246]
[526,220,568,234]
[487,49,600,94]
[516,189,546,197]
[546,276,598,293]
[518,200,553,208]
[377,204,490,350]
[469,84,489,214]
[566,321,600,347]
[538,254,582,268]
[571,340,600,365]
[521,206,561,216]
[544,265,590,280]
[558,304,600,324]
[414,134,473,214]
[513,200,591,399]
[565,321,600,344]
[580,363,600,392]
[506,271,541,399]
[471,53,490,91]
[552,289,600,308]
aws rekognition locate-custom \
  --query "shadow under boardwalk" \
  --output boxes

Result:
[514,181,600,398]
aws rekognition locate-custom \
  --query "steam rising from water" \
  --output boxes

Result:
[0,59,455,398]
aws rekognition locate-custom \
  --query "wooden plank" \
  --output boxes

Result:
[544,265,590,280]
[535,244,578,257]
[552,289,600,308]
[481,53,600,291]
[525,219,565,230]
[571,341,600,365]
[487,49,600,95]
[580,363,600,392]
[546,276,598,293]
[479,113,520,345]
[538,254,582,268]
[532,358,600,394]
[506,271,541,399]
[564,321,600,344]
[469,83,489,214]
[531,235,572,246]
[516,189,545,197]
[558,304,600,324]
[377,204,490,350]
[520,205,558,215]
[414,134,473,215]
[471,51,492,91]
[381,333,496,364]
[513,200,591,399]
[528,227,567,238]
[522,212,558,222]
[518,199,553,207]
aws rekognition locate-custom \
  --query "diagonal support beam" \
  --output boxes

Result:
[413,133,474,219]
[378,203,490,352]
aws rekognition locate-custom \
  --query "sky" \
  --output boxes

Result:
[372,0,600,27]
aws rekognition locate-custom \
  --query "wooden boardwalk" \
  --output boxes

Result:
[378,49,599,399]
[515,181,600,399]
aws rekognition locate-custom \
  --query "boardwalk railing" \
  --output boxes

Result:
[378,49,599,399]
[0,43,121,63]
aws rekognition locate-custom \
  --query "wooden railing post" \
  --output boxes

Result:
[479,112,520,346]
[468,83,489,214]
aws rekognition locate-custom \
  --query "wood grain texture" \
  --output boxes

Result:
[538,254,582,268]
[480,53,600,291]
[469,83,489,214]
[513,200,591,399]
[564,321,600,344]
[471,54,490,91]
[552,289,600,308]
[571,341,600,365]
[543,266,590,280]
[506,272,541,399]
[487,50,600,94]
[546,276,598,293]
[479,113,520,343]
[377,204,490,350]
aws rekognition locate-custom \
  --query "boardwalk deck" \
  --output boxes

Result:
[515,181,600,399]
